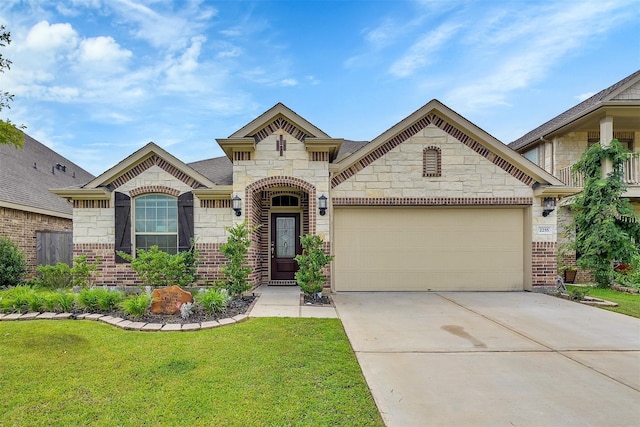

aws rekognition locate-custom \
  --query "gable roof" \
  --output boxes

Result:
[509,69,640,151]
[82,142,217,190]
[229,103,330,140]
[0,134,94,218]
[331,99,564,189]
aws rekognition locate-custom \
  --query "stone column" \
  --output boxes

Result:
[601,116,614,177]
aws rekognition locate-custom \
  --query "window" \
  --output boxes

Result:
[523,147,538,164]
[272,195,299,207]
[423,147,441,177]
[134,194,178,254]
[114,191,194,262]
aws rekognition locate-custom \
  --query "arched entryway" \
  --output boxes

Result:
[245,177,316,285]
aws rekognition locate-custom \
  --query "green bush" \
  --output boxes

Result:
[195,288,230,314]
[120,294,151,319]
[71,255,102,288]
[78,288,124,312]
[295,234,334,298]
[0,237,27,288]
[220,222,258,297]
[53,291,76,312]
[0,285,37,313]
[118,244,201,288]
[35,263,72,289]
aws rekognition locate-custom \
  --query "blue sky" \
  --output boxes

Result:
[1,0,638,176]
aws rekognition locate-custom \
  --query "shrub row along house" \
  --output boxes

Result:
[0,135,94,275]
[510,69,640,283]
[49,98,569,293]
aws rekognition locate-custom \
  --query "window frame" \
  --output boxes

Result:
[133,193,179,255]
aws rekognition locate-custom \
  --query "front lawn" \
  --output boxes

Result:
[0,318,383,426]
[566,285,640,318]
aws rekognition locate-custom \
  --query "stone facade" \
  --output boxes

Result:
[0,206,72,276]
[61,101,561,291]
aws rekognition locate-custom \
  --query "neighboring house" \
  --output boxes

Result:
[510,69,640,281]
[0,134,94,275]
[53,100,566,292]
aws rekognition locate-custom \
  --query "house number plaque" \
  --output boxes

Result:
[537,225,552,235]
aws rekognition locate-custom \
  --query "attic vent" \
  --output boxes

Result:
[423,146,442,177]
[55,163,67,172]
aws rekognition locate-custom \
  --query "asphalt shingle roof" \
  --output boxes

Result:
[0,134,94,216]
[509,69,640,151]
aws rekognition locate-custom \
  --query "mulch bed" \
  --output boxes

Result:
[301,294,333,307]
[95,296,256,325]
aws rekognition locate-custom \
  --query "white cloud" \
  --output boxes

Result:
[280,78,298,87]
[389,22,461,78]
[576,92,596,102]
[24,20,77,53]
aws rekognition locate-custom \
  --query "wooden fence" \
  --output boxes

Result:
[36,230,72,266]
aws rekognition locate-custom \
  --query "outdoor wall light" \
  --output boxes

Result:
[232,195,242,216]
[318,194,328,216]
[542,197,556,217]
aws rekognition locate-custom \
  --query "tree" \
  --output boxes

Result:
[0,25,25,148]
[220,221,258,297]
[571,139,640,287]
[295,234,334,298]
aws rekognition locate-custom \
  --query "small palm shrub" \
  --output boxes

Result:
[120,294,151,319]
[0,237,27,288]
[195,288,231,314]
[78,288,124,312]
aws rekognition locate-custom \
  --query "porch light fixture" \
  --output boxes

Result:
[232,195,242,216]
[318,194,328,216]
[542,197,556,217]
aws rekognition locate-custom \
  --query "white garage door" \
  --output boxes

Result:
[333,207,524,291]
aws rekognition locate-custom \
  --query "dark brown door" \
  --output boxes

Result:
[271,213,301,280]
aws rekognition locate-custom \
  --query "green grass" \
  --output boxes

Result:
[566,285,640,318]
[0,318,383,426]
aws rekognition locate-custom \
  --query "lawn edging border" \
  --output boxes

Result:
[0,297,259,332]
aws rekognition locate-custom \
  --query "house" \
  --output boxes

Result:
[0,134,94,275]
[52,100,566,292]
[509,69,640,281]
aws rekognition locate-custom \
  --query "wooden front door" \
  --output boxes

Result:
[271,213,301,280]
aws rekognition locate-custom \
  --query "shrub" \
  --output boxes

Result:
[71,255,102,288]
[220,222,258,297]
[53,291,76,313]
[118,244,201,288]
[0,237,27,288]
[0,285,36,313]
[35,263,72,289]
[78,288,124,312]
[195,288,230,314]
[120,294,151,319]
[295,234,334,298]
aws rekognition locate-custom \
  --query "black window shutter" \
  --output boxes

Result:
[178,191,194,252]
[114,192,131,263]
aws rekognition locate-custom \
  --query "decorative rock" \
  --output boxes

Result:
[181,323,201,331]
[0,313,4,320]
[141,323,163,331]
[150,286,193,315]
[161,323,182,332]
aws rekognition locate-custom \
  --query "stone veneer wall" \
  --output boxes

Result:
[0,206,72,276]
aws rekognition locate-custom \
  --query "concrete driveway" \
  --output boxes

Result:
[333,292,640,427]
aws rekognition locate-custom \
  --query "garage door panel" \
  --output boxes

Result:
[334,208,524,291]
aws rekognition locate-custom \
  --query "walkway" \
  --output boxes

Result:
[249,285,337,318]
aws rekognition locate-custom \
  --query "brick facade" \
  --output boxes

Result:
[532,241,557,289]
[0,206,72,276]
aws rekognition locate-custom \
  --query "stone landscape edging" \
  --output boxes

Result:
[0,296,259,332]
